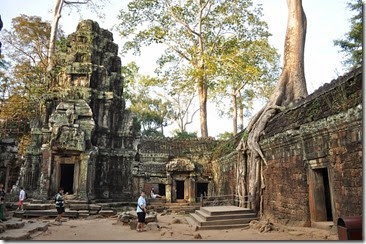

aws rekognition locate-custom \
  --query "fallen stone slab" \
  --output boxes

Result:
[146,222,160,232]
[89,204,101,211]
[89,210,99,215]
[69,204,89,210]
[117,211,157,224]
[24,204,54,210]
[4,219,25,229]
[22,222,49,234]
[0,230,31,240]
[99,210,116,217]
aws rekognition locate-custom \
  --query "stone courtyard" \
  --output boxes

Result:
[0,19,362,241]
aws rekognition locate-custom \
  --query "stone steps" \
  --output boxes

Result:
[195,209,257,221]
[0,218,49,240]
[200,206,254,216]
[190,206,258,230]
[14,209,79,218]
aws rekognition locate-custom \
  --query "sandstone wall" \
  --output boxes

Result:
[0,139,18,191]
[259,67,362,225]
[132,137,218,199]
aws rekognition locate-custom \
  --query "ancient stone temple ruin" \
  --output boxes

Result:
[8,20,362,227]
[16,20,218,203]
[18,20,136,201]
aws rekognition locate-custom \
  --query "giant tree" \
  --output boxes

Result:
[118,0,271,137]
[237,0,308,212]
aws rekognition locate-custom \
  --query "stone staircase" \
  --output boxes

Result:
[11,199,119,219]
[0,218,49,240]
[190,206,258,230]
[148,198,200,213]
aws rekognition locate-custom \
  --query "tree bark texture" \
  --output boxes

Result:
[198,75,208,138]
[237,0,308,211]
[232,94,238,135]
[239,102,244,131]
[47,0,64,72]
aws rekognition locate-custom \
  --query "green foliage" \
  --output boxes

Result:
[122,62,172,136]
[216,131,234,141]
[334,0,362,69]
[212,130,244,159]
[0,15,64,137]
[173,130,197,139]
[118,0,276,136]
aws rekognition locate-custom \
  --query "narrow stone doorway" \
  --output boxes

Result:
[176,180,184,199]
[309,167,333,222]
[158,184,166,196]
[320,168,333,221]
[196,183,208,198]
[60,164,74,194]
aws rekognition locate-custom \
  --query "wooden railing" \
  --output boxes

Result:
[198,194,250,207]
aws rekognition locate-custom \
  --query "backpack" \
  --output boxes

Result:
[25,192,28,200]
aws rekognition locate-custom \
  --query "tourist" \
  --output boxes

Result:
[0,183,5,221]
[150,187,162,198]
[136,190,147,232]
[55,187,66,222]
[16,187,25,211]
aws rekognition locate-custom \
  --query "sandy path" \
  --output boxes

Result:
[32,213,337,241]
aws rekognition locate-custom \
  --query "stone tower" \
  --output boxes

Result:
[18,20,137,201]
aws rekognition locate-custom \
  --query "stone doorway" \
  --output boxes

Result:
[60,164,75,194]
[176,180,184,199]
[54,155,81,197]
[158,184,166,196]
[196,183,208,198]
[308,167,334,222]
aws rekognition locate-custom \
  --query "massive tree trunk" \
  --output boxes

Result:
[47,0,64,72]
[198,75,208,138]
[232,94,238,135]
[237,0,308,212]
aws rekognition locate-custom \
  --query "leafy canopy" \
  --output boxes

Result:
[334,0,362,69]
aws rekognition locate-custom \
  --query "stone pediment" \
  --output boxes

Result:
[166,158,195,172]
[49,100,95,152]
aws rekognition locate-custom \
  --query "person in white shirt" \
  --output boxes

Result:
[17,187,25,211]
[150,187,162,198]
[136,190,147,232]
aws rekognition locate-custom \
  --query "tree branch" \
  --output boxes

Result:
[163,41,191,62]
[63,0,90,4]
[165,0,200,37]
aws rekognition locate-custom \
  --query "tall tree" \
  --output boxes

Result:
[0,15,64,137]
[118,0,271,137]
[213,37,279,135]
[334,0,362,69]
[122,62,173,136]
[47,0,107,71]
[237,0,308,212]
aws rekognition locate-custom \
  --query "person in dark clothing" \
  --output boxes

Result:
[55,187,66,222]
[0,183,6,221]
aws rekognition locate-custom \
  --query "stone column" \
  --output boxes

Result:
[79,153,89,200]
[165,173,172,203]
[188,174,196,203]
[39,144,51,199]
[208,180,214,197]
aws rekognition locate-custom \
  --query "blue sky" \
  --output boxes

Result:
[1,0,353,137]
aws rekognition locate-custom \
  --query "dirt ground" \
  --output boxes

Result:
[32,213,338,241]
